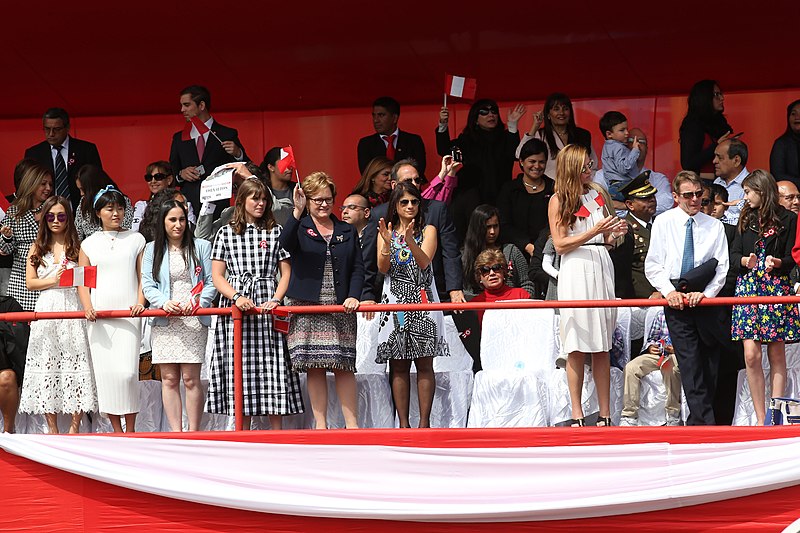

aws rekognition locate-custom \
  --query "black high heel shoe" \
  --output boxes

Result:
[596,417,612,427]
[569,418,586,427]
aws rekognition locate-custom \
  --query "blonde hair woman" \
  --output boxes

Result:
[547,144,627,427]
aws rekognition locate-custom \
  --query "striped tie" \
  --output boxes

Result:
[53,145,70,202]
[680,218,694,276]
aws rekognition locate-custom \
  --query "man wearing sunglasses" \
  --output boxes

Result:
[360,159,464,307]
[645,171,730,425]
[24,107,103,212]
[356,96,426,177]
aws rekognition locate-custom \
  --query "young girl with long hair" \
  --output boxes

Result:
[142,200,215,432]
[18,196,97,433]
[376,181,449,428]
[731,169,799,425]
[208,173,303,429]
[548,144,627,427]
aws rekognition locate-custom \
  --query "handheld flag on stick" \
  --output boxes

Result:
[277,145,296,175]
[444,74,477,102]
[182,116,225,145]
[59,266,97,289]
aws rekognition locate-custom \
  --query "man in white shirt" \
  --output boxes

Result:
[713,139,749,224]
[645,171,730,425]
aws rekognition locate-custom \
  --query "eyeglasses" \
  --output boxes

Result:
[309,197,334,206]
[399,198,420,206]
[680,190,704,199]
[580,160,595,173]
[781,194,800,202]
[479,264,506,275]
[478,107,499,116]
[340,204,368,211]
[713,91,724,99]
[144,173,171,182]
[701,199,711,206]
[45,213,68,222]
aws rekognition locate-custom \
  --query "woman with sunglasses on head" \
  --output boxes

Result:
[142,199,216,432]
[77,186,146,433]
[132,161,196,232]
[281,172,363,429]
[516,93,596,181]
[207,169,303,430]
[679,80,734,180]
[548,144,626,427]
[731,170,798,425]
[470,249,530,325]
[74,165,134,241]
[461,204,535,299]
[18,196,97,433]
[352,156,394,208]
[376,181,449,428]
[0,161,53,311]
[436,99,525,241]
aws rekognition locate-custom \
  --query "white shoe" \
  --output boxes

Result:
[665,414,682,426]
[619,416,638,427]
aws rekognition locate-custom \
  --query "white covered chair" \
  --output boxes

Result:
[733,343,800,426]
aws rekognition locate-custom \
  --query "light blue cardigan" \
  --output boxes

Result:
[141,238,216,326]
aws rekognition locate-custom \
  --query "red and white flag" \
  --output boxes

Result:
[574,189,606,218]
[445,74,477,100]
[59,266,97,289]
[181,116,211,141]
[277,145,296,174]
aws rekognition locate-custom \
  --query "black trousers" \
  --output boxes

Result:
[664,305,728,425]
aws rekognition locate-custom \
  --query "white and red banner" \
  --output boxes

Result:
[59,266,97,288]
[181,116,210,141]
[277,145,296,174]
[445,74,477,100]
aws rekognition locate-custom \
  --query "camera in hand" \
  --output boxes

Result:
[450,146,463,163]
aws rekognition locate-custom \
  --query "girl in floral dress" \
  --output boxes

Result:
[731,170,799,425]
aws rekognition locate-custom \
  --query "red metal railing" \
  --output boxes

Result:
[4,294,800,431]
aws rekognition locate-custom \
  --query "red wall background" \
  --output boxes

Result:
[0,88,796,206]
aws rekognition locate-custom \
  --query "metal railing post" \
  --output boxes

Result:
[232,305,244,431]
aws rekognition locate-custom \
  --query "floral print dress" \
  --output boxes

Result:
[732,234,799,342]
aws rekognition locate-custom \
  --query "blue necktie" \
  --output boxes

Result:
[680,218,694,276]
[53,145,70,202]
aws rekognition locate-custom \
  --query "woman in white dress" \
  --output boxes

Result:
[142,200,215,432]
[548,144,627,427]
[19,196,97,433]
[78,186,146,433]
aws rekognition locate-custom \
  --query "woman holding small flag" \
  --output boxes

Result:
[548,144,626,427]
[0,161,53,311]
[18,196,97,433]
[78,186,146,433]
[142,200,215,432]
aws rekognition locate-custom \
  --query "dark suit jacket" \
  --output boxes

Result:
[731,207,797,278]
[24,137,102,212]
[169,121,247,218]
[279,214,364,304]
[357,130,426,177]
[361,199,462,301]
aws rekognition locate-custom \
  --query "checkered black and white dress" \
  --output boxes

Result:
[206,223,304,416]
[0,205,42,311]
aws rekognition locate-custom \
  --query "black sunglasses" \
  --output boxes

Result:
[680,191,704,199]
[45,213,68,222]
[477,107,499,116]
[144,173,171,182]
[399,198,420,206]
[479,264,506,274]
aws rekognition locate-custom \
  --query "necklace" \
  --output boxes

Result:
[104,230,120,250]
[523,179,543,191]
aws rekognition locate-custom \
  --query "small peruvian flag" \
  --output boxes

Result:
[181,116,211,141]
[574,189,605,218]
[445,74,477,100]
[59,266,97,289]
[277,145,296,174]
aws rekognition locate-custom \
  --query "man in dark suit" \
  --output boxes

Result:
[169,85,248,219]
[360,158,464,305]
[357,97,426,177]
[23,107,102,212]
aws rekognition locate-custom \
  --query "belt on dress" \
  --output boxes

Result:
[580,242,608,247]
[228,273,274,298]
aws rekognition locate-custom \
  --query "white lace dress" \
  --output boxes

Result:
[18,253,98,414]
[151,250,207,364]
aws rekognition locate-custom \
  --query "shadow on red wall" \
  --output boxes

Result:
[0,88,796,206]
